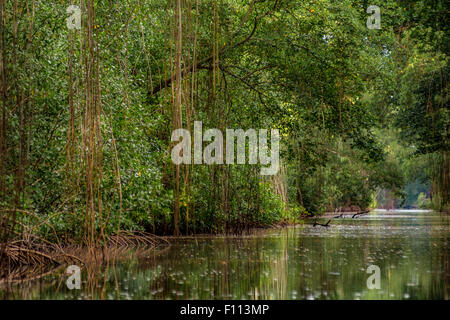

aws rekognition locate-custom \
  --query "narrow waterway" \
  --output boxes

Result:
[2,209,449,300]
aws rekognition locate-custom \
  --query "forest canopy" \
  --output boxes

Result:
[0,0,447,245]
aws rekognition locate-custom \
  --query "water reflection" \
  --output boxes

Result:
[1,210,449,300]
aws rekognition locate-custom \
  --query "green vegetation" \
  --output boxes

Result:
[0,0,447,251]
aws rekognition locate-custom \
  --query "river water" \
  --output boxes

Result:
[2,209,449,299]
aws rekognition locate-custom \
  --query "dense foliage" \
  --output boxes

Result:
[0,0,447,243]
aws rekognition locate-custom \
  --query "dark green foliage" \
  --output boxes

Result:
[0,0,447,243]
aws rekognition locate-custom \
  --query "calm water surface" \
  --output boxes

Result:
[2,210,449,299]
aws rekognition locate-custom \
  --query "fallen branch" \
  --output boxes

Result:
[333,208,344,219]
[352,210,369,218]
[313,219,331,227]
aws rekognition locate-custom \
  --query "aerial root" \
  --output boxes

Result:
[108,230,169,249]
[0,231,169,283]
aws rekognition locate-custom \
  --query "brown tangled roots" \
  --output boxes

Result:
[0,231,169,283]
